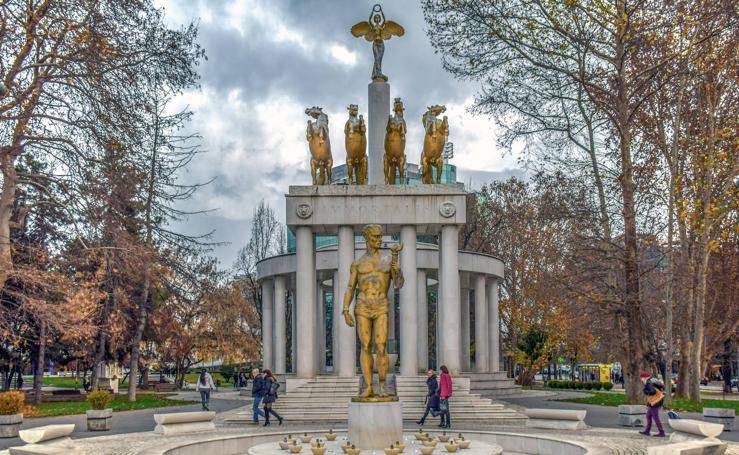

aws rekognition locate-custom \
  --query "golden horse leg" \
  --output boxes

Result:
[436,158,443,184]
[311,158,318,185]
[384,154,391,184]
[326,157,333,184]
[347,158,354,185]
[399,154,406,183]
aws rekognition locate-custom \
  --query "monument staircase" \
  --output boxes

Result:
[224,375,525,424]
[466,371,522,397]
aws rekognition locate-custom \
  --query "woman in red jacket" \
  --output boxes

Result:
[438,365,453,428]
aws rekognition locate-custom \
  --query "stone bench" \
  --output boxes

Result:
[153,383,177,392]
[524,408,587,430]
[703,408,734,431]
[647,440,728,455]
[8,424,76,455]
[618,404,646,427]
[668,418,724,443]
[153,411,216,435]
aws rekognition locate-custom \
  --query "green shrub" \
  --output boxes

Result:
[0,391,25,415]
[87,390,112,410]
[592,382,603,391]
[575,382,584,389]
[602,382,614,391]
[584,382,593,390]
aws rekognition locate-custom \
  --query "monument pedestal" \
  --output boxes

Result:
[347,400,402,450]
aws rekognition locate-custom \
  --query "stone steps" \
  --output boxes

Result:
[225,375,526,425]
[465,372,522,397]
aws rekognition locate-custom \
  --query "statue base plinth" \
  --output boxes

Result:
[348,400,403,450]
[351,395,398,403]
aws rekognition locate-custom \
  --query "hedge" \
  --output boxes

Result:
[545,380,614,391]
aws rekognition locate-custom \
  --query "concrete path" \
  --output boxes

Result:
[0,390,245,450]
[498,390,738,442]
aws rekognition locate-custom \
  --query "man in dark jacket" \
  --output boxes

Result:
[416,370,440,425]
[251,368,267,423]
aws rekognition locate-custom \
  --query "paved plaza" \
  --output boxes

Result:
[2,390,737,454]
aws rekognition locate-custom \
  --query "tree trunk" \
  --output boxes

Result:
[127,271,149,401]
[32,320,46,404]
[91,256,114,390]
[0,151,18,290]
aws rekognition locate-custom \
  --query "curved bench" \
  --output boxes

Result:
[668,418,724,443]
[524,409,587,430]
[153,411,216,435]
[8,424,76,455]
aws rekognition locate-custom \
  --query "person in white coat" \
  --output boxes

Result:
[196,369,216,411]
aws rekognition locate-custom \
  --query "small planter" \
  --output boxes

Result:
[0,414,23,438]
[86,408,113,431]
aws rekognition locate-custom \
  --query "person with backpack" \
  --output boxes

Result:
[261,369,283,426]
[416,370,440,425]
[438,365,453,429]
[196,369,216,411]
[639,371,666,437]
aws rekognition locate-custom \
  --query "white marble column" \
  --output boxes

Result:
[487,278,500,373]
[291,288,297,373]
[317,281,325,373]
[261,279,274,370]
[399,225,418,376]
[460,273,471,371]
[417,270,428,372]
[336,226,356,376]
[439,225,461,375]
[296,226,316,378]
[474,274,489,372]
[368,80,390,184]
[387,286,396,342]
[274,275,287,374]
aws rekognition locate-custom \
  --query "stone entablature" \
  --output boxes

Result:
[286,184,466,234]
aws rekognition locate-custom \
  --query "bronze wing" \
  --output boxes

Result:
[350,21,374,41]
[381,21,405,40]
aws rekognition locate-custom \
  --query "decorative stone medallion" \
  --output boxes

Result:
[439,201,456,218]
[296,203,313,219]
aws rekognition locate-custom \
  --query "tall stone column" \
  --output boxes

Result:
[399,225,418,376]
[417,269,428,371]
[274,275,287,374]
[367,80,390,184]
[387,286,396,342]
[439,225,461,375]
[487,278,500,373]
[261,279,274,370]
[336,226,356,376]
[474,274,489,372]
[291,288,297,373]
[317,281,325,373]
[460,273,471,371]
[296,226,316,378]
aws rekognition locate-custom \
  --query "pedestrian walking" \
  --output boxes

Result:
[250,368,267,423]
[639,371,666,437]
[416,370,440,425]
[438,365,453,429]
[196,369,216,411]
[262,369,284,426]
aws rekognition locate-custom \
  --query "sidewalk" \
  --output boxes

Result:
[499,391,739,443]
[0,390,246,450]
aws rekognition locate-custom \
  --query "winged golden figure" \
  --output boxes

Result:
[351,4,405,82]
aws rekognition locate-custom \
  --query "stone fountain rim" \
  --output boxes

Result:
[132,428,610,455]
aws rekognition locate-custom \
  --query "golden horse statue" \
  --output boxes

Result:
[420,105,449,184]
[384,97,406,184]
[305,106,333,185]
[344,104,367,185]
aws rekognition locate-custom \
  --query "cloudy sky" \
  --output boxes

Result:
[156,0,525,267]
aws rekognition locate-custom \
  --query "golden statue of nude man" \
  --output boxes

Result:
[342,224,404,398]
